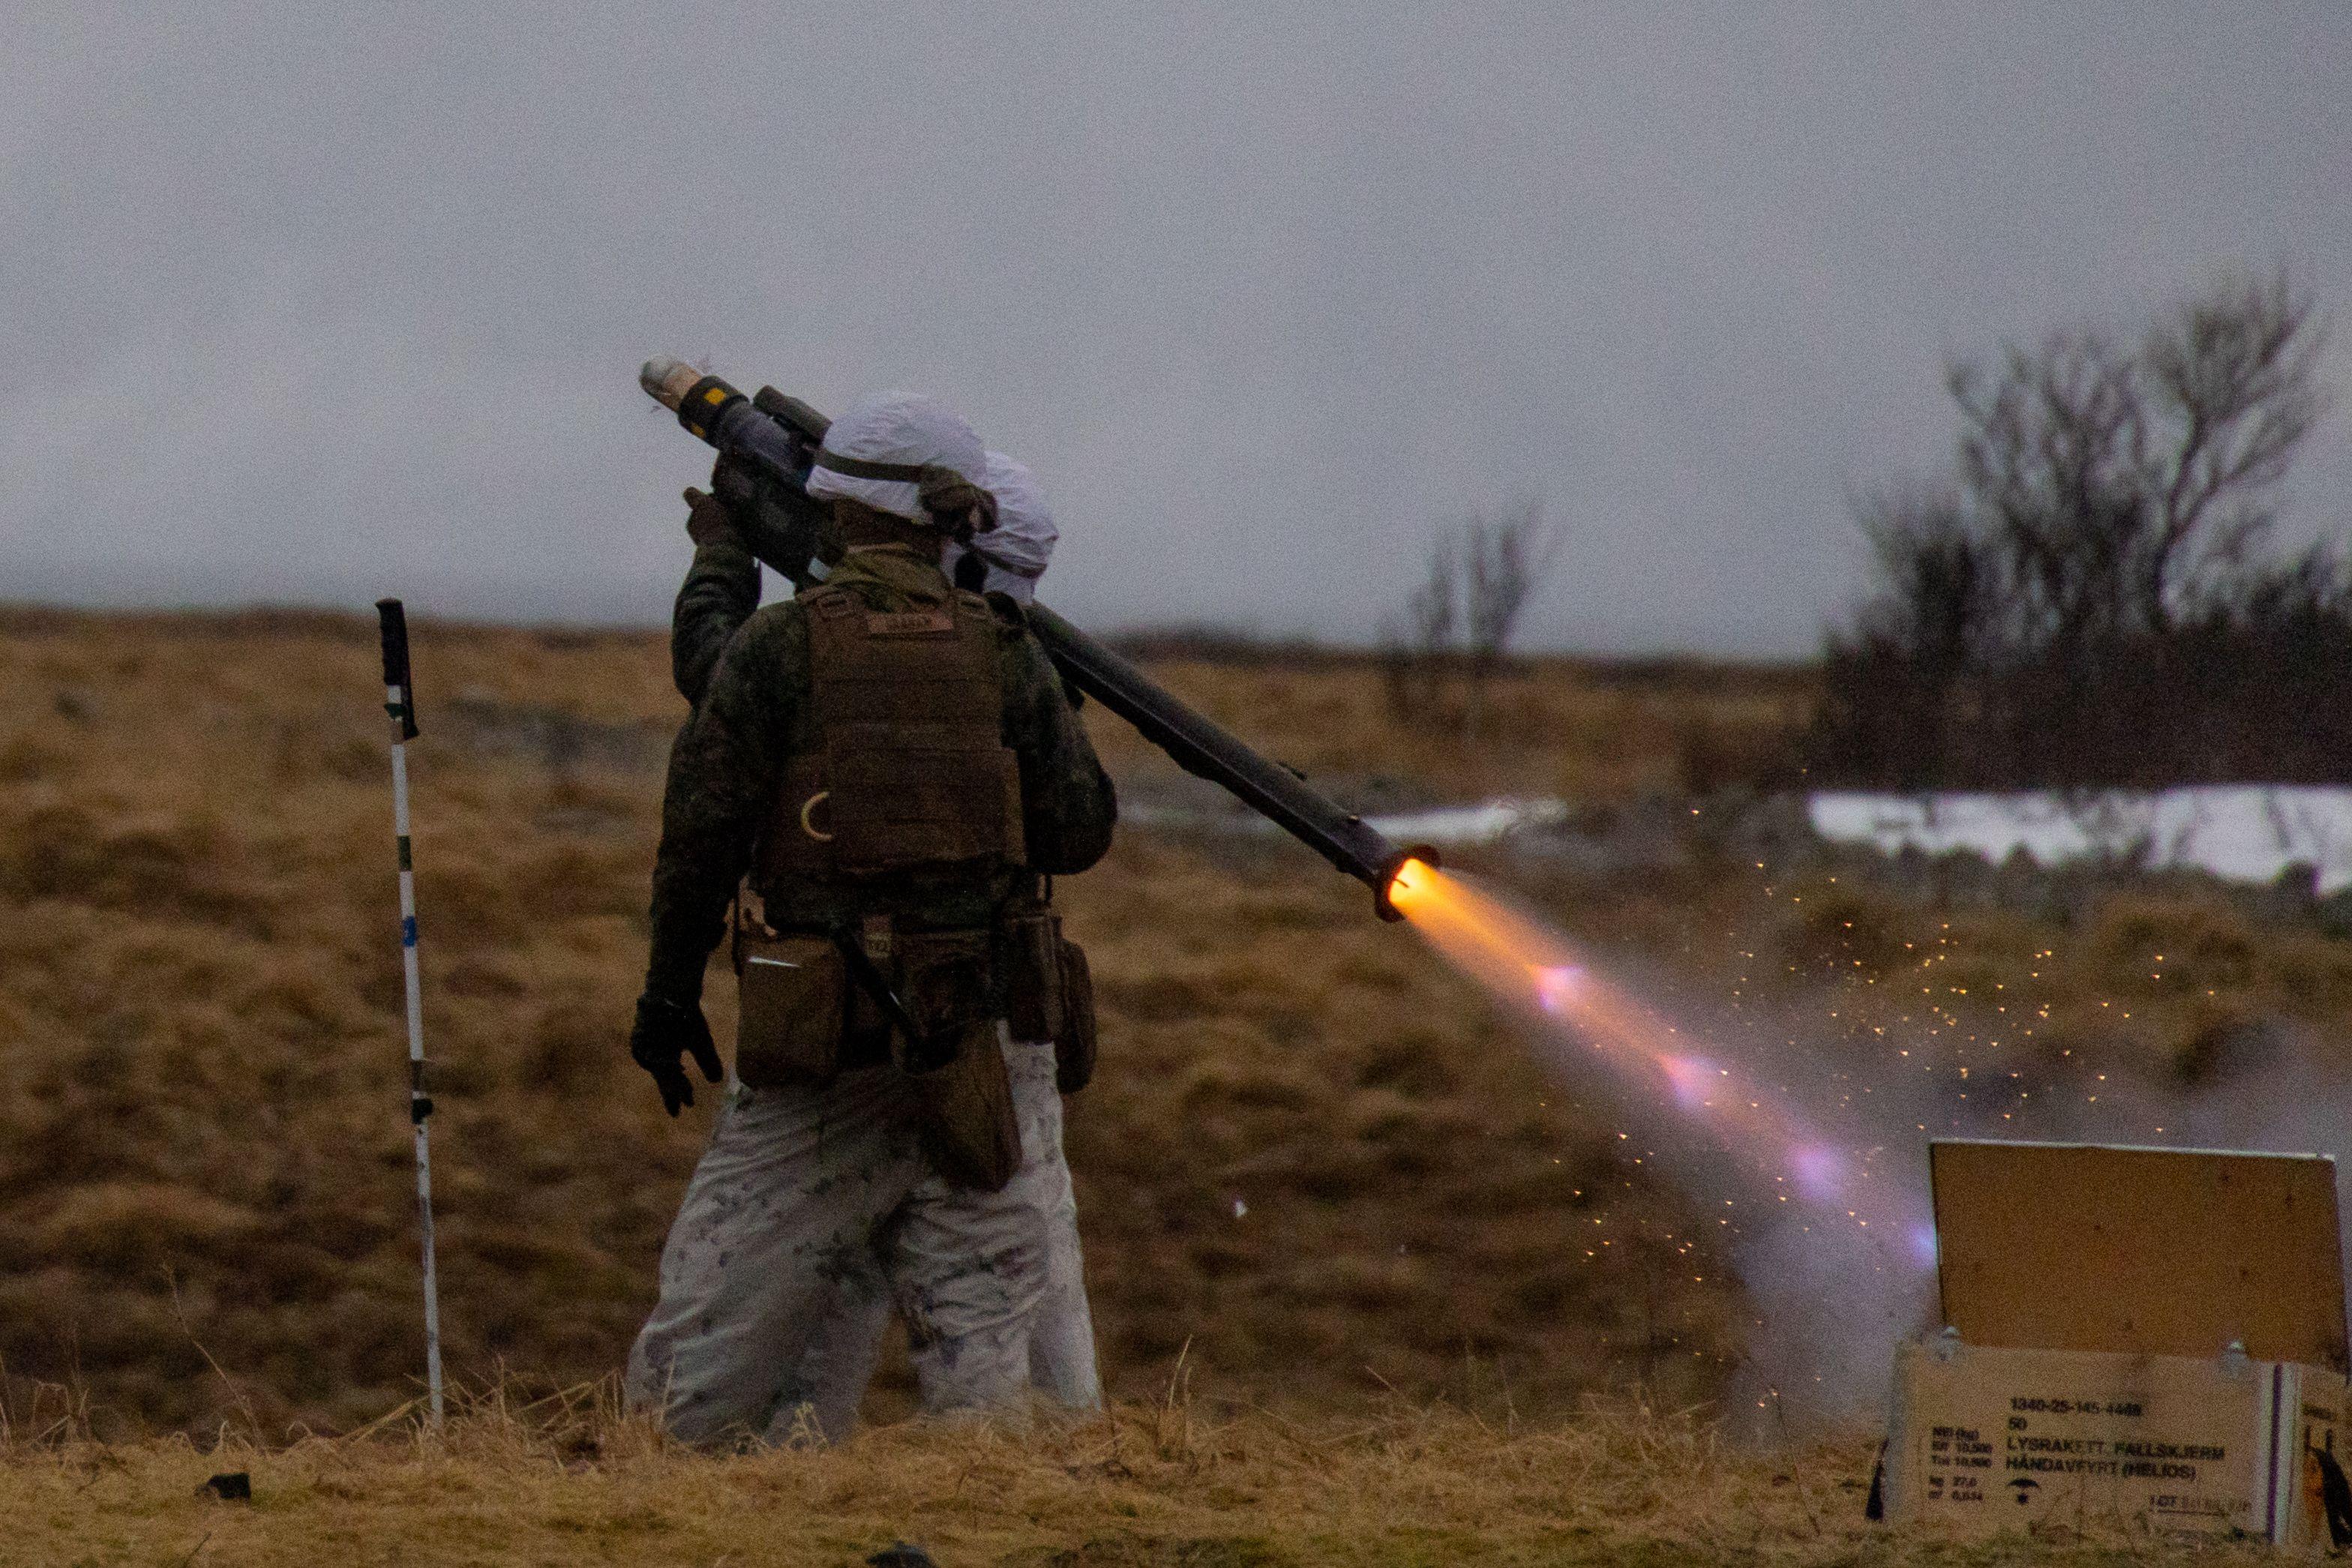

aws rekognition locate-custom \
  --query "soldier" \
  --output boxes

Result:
[626,391,1116,1442]
[659,438,1102,1424]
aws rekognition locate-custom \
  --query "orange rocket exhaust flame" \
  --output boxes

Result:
[1384,859,1676,1070]
[1386,859,1919,1249]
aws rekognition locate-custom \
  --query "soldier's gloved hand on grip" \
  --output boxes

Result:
[631,992,723,1117]
[681,486,740,547]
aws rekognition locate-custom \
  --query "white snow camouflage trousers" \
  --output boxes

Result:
[625,1035,1099,1444]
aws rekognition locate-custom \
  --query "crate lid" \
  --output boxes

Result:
[1930,1139,2347,1372]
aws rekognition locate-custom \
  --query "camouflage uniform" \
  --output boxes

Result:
[668,532,762,711]
[628,538,1113,1441]
[662,530,1106,1417]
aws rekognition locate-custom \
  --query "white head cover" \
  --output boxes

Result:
[803,390,987,520]
[944,451,1060,601]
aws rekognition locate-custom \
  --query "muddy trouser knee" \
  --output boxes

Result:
[624,1068,928,1445]
[626,1040,1082,1439]
[784,1042,1097,1422]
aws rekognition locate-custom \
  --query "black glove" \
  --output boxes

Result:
[682,449,771,547]
[681,486,740,547]
[631,992,722,1116]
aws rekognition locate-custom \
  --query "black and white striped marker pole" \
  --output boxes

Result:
[376,598,445,1427]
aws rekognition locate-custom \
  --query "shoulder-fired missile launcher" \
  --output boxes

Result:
[639,357,1433,920]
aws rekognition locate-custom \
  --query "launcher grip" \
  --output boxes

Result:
[376,598,419,739]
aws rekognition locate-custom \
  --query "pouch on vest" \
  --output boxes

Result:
[893,928,1020,1189]
[1000,912,1065,1043]
[895,928,997,1039]
[734,932,846,1087]
[1052,937,1099,1096]
[907,1021,1022,1192]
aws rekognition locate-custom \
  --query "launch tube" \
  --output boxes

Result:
[1019,601,1430,913]
[639,358,1433,919]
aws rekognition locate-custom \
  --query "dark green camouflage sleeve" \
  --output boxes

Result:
[644,604,808,1003]
[999,622,1118,875]
[670,538,761,707]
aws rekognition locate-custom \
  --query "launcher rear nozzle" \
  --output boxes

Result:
[1376,847,1441,922]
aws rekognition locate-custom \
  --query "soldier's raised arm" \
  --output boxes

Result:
[998,611,1117,876]
[670,491,760,706]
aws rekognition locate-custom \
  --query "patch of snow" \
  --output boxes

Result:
[1808,787,2352,894]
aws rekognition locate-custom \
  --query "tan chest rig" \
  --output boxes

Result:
[760,584,1024,883]
[732,582,1093,1191]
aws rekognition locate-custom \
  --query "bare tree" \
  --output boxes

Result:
[1816,268,2339,787]
[1948,330,2142,658]
[1460,499,1564,739]
[2138,271,2330,616]
[1383,529,1456,732]
[1382,498,1564,739]
[1852,487,2000,667]
[1462,500,1560,666]
[1816,486,2002,786]
[1948,268,2328,649]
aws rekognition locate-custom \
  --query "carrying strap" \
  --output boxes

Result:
[812,451,935,484]
[832,922,927,1053]
[814,460,998,541]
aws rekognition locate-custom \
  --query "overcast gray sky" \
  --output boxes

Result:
[4,4,2347,655]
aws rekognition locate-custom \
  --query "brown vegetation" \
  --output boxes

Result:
[1814,269,2345,788]
[1096,642,1812,805]
[0,1385,2212,1568]
[0,610,1754,1438]
[5,607,2343,1462]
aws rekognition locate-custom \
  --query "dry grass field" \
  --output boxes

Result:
[7,607,2349,1561]
[1091,637,1813,806]
[0,1391,2258,1568]
[0,608,1809,1440]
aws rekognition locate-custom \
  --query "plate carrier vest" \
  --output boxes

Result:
[757,582,1027,889]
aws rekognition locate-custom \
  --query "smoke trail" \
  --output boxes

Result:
[1388,861,1921,1233]
[1387,861,1935,1420]
[1388,859,2352,1431]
